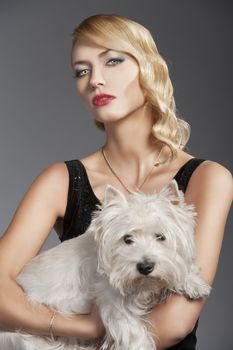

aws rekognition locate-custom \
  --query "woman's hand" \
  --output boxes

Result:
[89,303,106,339]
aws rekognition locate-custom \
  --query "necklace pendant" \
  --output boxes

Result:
[126,188,136,194]
[127,186,141,194]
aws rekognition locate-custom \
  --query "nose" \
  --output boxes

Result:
[90,68,106,90]
[137,260,155,276]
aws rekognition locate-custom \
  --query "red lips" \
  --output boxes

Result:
[92,94,116,106]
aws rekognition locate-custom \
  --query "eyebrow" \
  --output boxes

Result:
[72,49,113,66]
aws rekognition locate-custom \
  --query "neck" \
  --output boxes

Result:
[101,103,170,183]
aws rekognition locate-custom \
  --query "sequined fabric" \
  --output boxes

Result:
[60,157,206,350]
[61,159,102,242]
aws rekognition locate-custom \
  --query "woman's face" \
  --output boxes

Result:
[71,38,146,125]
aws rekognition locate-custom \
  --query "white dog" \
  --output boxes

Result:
[0,180,211,350]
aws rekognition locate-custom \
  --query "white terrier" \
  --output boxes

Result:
[0,180,211,350]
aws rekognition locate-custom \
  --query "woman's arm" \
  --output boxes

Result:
[0,163,105,340]
[145,160,233,349]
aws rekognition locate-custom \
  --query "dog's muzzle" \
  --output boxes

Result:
[137,260,155,275]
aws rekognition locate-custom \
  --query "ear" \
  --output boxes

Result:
[103,184,128,206]
[160,179,184,205]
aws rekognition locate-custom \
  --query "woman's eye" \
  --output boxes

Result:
[107,57,124,65]
[72,58,124,79]
[123,234,134,244]
[73,69,89,79]
[155,233,166,241]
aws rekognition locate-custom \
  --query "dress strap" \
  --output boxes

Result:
[174,158,207,193]
[63,160,82,237]
[62,159,100,241]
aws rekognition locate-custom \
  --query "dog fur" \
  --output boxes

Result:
[0,180,211,350]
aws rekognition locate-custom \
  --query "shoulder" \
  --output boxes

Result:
[37,162,70,218]
[186,159,233,198]
[184,160,233,229]
[176,150,232,197]
[196,159,232,178]
[39,162,69,187]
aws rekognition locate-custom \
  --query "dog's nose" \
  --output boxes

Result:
[137,261,155,275]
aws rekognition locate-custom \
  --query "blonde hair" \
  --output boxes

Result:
[71,14,191,164]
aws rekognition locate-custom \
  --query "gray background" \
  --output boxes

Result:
[0,1,232,349]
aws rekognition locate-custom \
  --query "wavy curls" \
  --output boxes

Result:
[71,14,191,164]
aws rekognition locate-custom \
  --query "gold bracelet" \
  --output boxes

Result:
[49,310,57,341]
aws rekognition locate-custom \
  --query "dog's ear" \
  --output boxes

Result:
[103,184,128,206]
[160,179,184,205]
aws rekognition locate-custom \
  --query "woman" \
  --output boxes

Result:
[0,14,232,350]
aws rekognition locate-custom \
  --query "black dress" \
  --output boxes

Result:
[59,157,206,350]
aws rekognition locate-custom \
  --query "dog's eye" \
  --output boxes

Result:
[155,233,166,241]
[123,234,134,244]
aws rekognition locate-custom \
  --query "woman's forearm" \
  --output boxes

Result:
[145,294,205,349]
[0,276,99,339]
[150,325,186,350]
[147,318,187,350]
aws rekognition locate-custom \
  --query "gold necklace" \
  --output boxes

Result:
[101,145,164,194]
